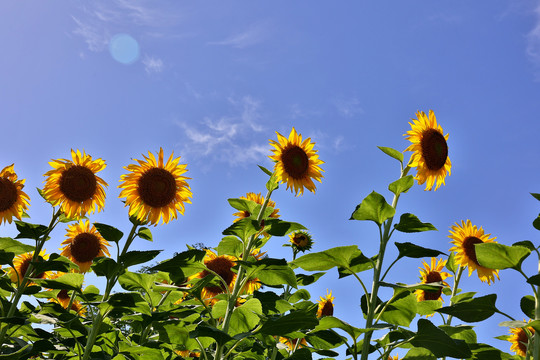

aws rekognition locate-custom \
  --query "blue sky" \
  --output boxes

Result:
[2,1,540,358]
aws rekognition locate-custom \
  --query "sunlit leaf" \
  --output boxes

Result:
[94,223,124,243]
[137,227,152,241]
[190,323,233,346]
[350,191,395,226]
[217,236,243,257]
[475,243,530,270]
[34,273,84,291]
[263,219,307,237]
[260,311,318,335]
[410,319,472,358]
[394,214,437,233]
[229,298,263,335]
[437,294,499,322]
[378,146,404,163]
[240,258,297,288]
[388,175,414,196]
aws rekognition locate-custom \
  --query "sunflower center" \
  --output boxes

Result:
[138,168,177,208]
[420,129,448,170]
[70,233,101,263]
[58,289,70,300]
[516,328,530,355]
[59,165,97,203]
[203,256,235,293]
[292,234,308,248]
[0,178,18,212]
[462,236,484,266]
[424,271,443,300]
[281,146,309,179]
[19,257,46,280]
[320,301,334,317]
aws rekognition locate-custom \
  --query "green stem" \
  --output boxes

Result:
[445,265,464,326]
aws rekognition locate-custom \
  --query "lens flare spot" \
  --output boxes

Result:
[109,34,140,65]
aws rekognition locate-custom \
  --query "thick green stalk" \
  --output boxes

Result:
[445,265,464,326]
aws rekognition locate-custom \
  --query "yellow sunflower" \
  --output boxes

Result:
[9,250,51,286]
[279,337,307,351]
[239,249,265,295]
[269,127,324,196]
[48,286,86,316]
[42,149,107,219]
[175,350,200,358]
[388,356,399,360]
[508,322,534,357]
[0,164,30,225]
[190,249,236,305]
[232,192,280,222]
[316,290,334,318]
[449,220,499,285]
[60,220,111,273]
[289,231,314,252]
[414,258,451,302]
[404,110,451,191]
[118,148,192,226]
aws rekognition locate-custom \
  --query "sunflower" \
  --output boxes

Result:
[449,220,499,285]
[232,192,280,222]
[0,164,30,225]
[239,249,265,295]
[279,337,307,351]
[316,290,334,318]
[404,110,451,191]
[289,231,314,252]
[269,127,324,196]
[42,150,107,219]
[175,350,200,358]
[414,258,451,302]
[190,249,236,305]
[388,356,399,360]
[508,322,534,357]
[60,220,111,273]
[119,148,192,226]
[9,250,51,286]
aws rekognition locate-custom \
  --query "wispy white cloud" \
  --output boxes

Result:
[527,4,540,73]
[175,96,268,168]
[72,16,110,52]
[142,55,164,74]
[333,97,364,118]
[208,22,268,49]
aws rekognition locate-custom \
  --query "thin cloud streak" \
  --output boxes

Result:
[208,22,268,49]
[142,55,164,74]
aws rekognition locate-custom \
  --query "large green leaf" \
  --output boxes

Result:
[34,273,84,291]
[31,253,78,274]
[475,243,530,270]
[403,347,437,360]
[410,319,472,358]
[229,298,263,336]
[350,191,395,225]
[92,257,122,278]
[394,214,437,233]
[241,258,297,288]
[260,311,318,335]
[222,218,260,241]
[217,236,243,257]
[394,242,444,259]
[227,198,275,219]
[439,325,477,344]
[14,221,48,240]
[150,249,206,281]
[306,329,345,350]
[94,223,124,243]
[291,246,372,277]
[437,294,499,322]
[378,146,404,163]
[379,290,417,327]
[118,271,154,292]
[190,324,233,346]
[0,237,34,256]
[263,219,307,237]
[313,316,389,340]
[296,272,326,286]
[119,250,161,268]
[520,295,535,319]
[388,175,414,196]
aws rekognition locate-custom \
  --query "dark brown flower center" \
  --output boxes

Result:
[202,256,235,293]
[423,271,443,300]
[281,146,309,179]
[18,256,46,281]
[58,289,69,300]
[137,168,177,208]
[292,234,308,248]
[70,233,101,263]
[420,129,448,170]
[0,178,18,212]
[320,301,334,317]
[516,328,530,355]
[59,165,97,202]
[462,236,484,266]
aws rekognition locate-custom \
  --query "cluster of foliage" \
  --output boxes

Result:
[1,111,540,360]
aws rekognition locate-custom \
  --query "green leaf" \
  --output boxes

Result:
[445,251,457,273]
[119,250,161,268]
[119,343,164,359]
[258,165,273,176]
[410,319,472,358]
[0,238,34,255]
[439,325,477,344]
[513,240,536,251]
[378,146,404,163]
[190,324,233,346]
[416,300,443,317]
[30,253,78,274]
[260,311,318,335]
[118,271,154,292]
[263,219,307,237]
[469,343,510,360]
[138,227,153,241]
[520,295,535,319]
[292,245,371,276]
[527,274,540,286]
[108,292,150,315]
[266,173,280,192]
[217,236,244,257]
[92,257,122,278]
[290,289,311,303]
[14,221,48,240]
[34,273,84,291]
[306,330,345,350]
[296,272,326,286]
[531,193,540,201]
[533,215,540,231]
[437,294,499,322]
[229,298,263,336]
[284,347,312,360]
[475,243,530,270]
[94,223,124,243]
[379,290,417,327]
[350,191,395,226]
[403,347,437,360]
[451,292,476,304]
[241,258,297,288]
[313,316,388,340]
[388,175,414,196]
[150,249,206,282]
[394,214,437,233]
[223,218,260,241]
[395,242,444,259]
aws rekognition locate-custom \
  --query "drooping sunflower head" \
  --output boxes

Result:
[508,322,534,357]
[232,192,280,222]
[289,230,314,252]
[316,290,335,318]
[9,250,51,286]
[414,258,451,302]
[42,150,107,219]
[269,127,324,196]
[0,164,30,225]
[449,220,499,285]
[60,220,111,273]
[404,110,451,191]
[118,148,192,226]
[191,249,237,305]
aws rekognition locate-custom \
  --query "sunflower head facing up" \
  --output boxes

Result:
[232,192,280,222]
[191,249,237,305]
[119,148,192,226]
[289,230,314,252]
[404,110,451,191]
[60,220,111,273]
[0,164,30,225]
[42,150,107,219]
[414,258,451,302]
[449,220,499,285]
[269,127,324,196]
[508,322,534,357]
[9,250,51,286]
[316,290,335,318]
